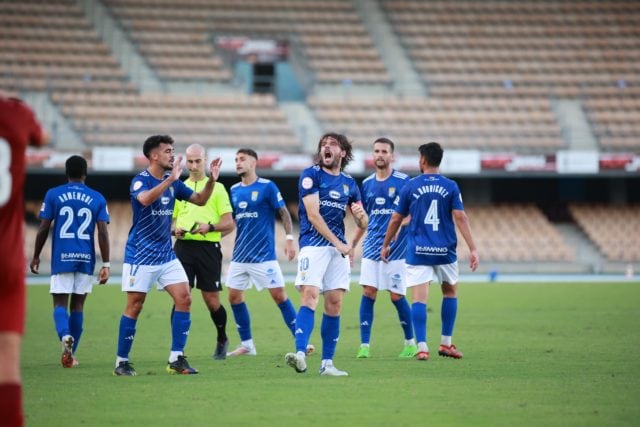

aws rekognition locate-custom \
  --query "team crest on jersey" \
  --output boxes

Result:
[343,184,349,196]
[388,187,396,198]
[251,191,259,201]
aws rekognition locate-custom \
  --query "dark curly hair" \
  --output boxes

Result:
[315,132,353,171]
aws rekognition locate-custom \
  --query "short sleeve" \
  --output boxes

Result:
[269,181,286,210]
[174,179,194,202]
[39,190,55,220]
[298,168,318,198]
[394,184,411,216]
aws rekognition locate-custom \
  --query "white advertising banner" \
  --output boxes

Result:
[556,150,599,174]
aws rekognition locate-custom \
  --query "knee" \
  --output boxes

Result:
[271,289,287,305]
[228,290,243,305]
[362,286,377,299]
[441,284,457,298]
[126,300,144,318]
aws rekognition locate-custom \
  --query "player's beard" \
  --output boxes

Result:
[375,158,389,170]
[321,152,340,170]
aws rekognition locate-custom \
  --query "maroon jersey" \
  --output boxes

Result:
[0,96,46,333]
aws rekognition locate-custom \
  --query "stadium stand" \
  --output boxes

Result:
[569,204,640,262]
[103,0,390,85]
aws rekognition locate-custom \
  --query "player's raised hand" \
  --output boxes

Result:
[170,155,184,181]
[209,157,222,181]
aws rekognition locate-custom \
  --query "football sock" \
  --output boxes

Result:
[441,335,452,346]
[69,311,83,353]
[171,310,191,352]
[52,306,70,340]
[277,299,297,336]
[441,297,458,337]
[359,295,375,345]
[411,302,427,344]
[294,306,315,353]
[117,315,137,358]
[0,383,22,427]
[320,313,340,360]
[168,351,182,363]
[230,302,252,341]
[210,305,228,343]
[392,296,414,341]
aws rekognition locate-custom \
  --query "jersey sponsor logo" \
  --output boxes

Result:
[302,177,313,189]
[320,200,347,211]
[370,208,394,215]
[161,196,170,205]
[329,190,341,199]
[415,245,448,255]
[375,197,385,205]
[132,180,142,191]
[236,211,259,219]
[61,252,91,261]
[251,191,258,201]
[151,208,173,216]
[238,201,248,209]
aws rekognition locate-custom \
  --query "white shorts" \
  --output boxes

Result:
[121,259,189,293]
[226,260,285,291]
[50,273,94,295]
[359,258,406,295]
[295,246,350,293]
[405,262,459,287]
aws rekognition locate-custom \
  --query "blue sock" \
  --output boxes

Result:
[69,311,83,353]
[441,297,458,337]
[53,306,70,340]
[277,299,297,337]
[171,310,191,352]
[393,296,414,341]
[231,302,252,341]
[359,295,375,344]
[117,315,137,358]
[321,314,340,360]
[411,302,427,343]
[294,306,315,353]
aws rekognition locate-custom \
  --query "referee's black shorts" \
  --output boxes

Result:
[174,240,223,292]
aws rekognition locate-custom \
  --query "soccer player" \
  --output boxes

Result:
[0,95,48,427]
[172,144,234,360]
[382,142,479,361]
[30,155,111,368]
[113,135,221,376]
[225,148,299,356]
[350,138,416,359]
[285,133,368,376]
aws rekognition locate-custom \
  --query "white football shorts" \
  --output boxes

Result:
[295,246,350,293]
[405,261,459,287]
[226,260,285,291]
[359,258,407,295]
[50,272,94,295]
[121,258,188,293]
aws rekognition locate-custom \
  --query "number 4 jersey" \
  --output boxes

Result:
[39,182,109,275]
[395,173,464,266]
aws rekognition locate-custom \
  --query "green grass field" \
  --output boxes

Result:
[23,282,640,427]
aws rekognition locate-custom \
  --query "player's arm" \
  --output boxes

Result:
[351,225,366,250]
[188,157,222,206]
[96,221,110,284]
[277,205,296,261]
[381,212,405,263]
[453,209,479,272]
[302,193,351,256]
[30,219,52,274]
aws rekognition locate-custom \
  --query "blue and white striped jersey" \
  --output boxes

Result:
[230,177,285,263]
[361,170,409,261]
[298,165,361,248]
[40,182,109,275]
[395,173,464,266]
[124,170,193,265]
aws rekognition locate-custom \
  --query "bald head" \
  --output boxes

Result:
[185,144,207,180]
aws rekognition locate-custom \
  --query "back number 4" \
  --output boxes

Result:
[423,200,440,231]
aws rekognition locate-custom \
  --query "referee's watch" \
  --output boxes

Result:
[208,223,215,232]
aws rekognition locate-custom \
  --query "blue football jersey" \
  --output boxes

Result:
[298,165,361,248]
[395,173,464,265]
[124,170,193,265]
[230,177,285,263]
[40,182,109,275]
[361,170,409,261]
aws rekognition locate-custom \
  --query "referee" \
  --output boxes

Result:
[172,144,235,359]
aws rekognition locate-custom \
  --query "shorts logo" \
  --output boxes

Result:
[388,187,396,198]
[251,191,258,201]
[329,190,341,199]
[129,277,135,287]
[239,201,248,209]
[302,177,313,190]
